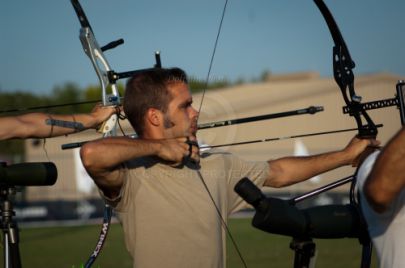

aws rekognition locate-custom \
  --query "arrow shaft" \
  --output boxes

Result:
[201,124,383,149]
[198,106,323,130]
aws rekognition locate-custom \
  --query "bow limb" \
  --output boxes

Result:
[314,0,378,139]
[80,27,120,137]
[314,1,375,267]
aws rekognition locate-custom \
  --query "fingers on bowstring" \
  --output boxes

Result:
[191,145,200,164]
[185,139,200,164]
[171,138,200,166]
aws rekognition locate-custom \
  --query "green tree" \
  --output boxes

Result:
[51,82,84,114]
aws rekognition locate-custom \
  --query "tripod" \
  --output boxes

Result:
[1,185,22,268]
[235,177,372,268]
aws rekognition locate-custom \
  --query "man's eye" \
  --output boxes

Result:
[182,103,192,109]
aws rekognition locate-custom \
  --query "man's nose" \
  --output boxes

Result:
[190,106,199,117]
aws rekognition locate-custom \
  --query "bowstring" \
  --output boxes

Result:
[195,171,248,268]
[195,0,248,267]
[196,0,229,119]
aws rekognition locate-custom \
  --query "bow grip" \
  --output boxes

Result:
[97,114,118,134]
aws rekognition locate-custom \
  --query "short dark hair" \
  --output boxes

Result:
[124,67,188,136]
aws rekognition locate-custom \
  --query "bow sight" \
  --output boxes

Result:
[342,80,405,126]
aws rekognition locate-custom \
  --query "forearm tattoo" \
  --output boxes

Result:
[45,118,85,131]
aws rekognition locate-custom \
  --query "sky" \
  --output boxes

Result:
[1,0,405,95]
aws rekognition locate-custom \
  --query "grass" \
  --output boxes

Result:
[226,218,377,268]
[0,218,376,267]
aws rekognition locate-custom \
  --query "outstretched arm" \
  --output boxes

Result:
[80,136,199,199]
[364,127,405,213]
[265,136,379,187]
[0,104,115,140]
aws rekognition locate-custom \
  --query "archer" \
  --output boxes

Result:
[80,67,379,268]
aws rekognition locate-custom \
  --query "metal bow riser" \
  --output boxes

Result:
[79,27,120,109]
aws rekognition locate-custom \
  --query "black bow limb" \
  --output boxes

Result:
[314,0,378,139]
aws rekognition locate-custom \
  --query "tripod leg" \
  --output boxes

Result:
[8,222,22,268]
[1,186,22,268]
[3,232,10,268]
[360,241,373,268]
[290,238,316,268]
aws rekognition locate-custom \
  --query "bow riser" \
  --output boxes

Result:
[79,28,119,136]
[79,28,120,107]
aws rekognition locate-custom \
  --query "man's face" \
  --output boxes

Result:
[163,82,198,139]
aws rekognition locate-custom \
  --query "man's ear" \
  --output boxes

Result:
[146,108,163,127]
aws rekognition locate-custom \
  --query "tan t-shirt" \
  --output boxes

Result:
[107,151,269,268]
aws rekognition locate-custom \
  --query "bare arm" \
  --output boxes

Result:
[0,105,115,140]
[364,127,405,213]
[80,136,197,198]
[265,136,379,187]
